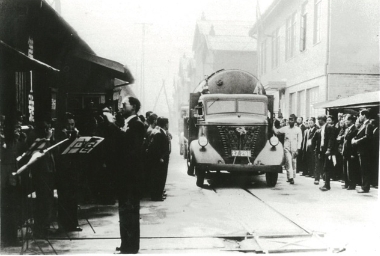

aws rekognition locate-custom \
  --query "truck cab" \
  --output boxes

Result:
[187,69,284,187]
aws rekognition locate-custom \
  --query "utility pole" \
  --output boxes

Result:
[135,23,151,113]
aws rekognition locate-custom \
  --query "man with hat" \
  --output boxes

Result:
[273,114,302,184]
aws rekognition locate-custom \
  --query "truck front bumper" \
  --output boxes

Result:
[196,163,282,173]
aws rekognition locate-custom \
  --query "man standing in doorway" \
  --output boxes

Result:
[273,114,302,184]
[117,96,145,254]
[352,109,374,193]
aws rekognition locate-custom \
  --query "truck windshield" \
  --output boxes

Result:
[207,100,235,114]
[238,101,265,115]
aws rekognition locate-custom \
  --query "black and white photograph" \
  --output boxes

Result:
[0,0,379,254]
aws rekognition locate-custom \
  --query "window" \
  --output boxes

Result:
[313,0,322,44]
[297,90,306,118]
[260,39,267,74]
[206,100,235,114]
[15,72,29,117]
[306,87,319,118]
[285,13,297,60]
[238,101,265,115]
[300,3,307,51]
[271,28,280,69]
[290,92,297,115]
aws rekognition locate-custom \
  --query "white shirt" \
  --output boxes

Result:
[275,125,302,152]
[320,123,326,149]
[121,115,137,131]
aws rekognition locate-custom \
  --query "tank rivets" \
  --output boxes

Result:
[216,80,223,86]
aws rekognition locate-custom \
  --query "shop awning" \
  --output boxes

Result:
[75,50,134,84]
[313,91,380,109]
[0,40,59,72]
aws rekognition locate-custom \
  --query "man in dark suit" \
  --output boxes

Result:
[342,114,358,190]
[296,117,306,174]
[370,118,379,187]
[147,117,171,201]
[315,115,338,191]
[303,117,317,178]
[116,96,145,254]
[352,109,374,193]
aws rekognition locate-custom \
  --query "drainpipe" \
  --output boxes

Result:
[325,0,331,105]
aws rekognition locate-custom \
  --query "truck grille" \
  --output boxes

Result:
[217,125,265,158]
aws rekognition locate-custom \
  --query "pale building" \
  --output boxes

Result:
[250,0,380,119]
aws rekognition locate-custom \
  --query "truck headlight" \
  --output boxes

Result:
[269,136,279,147]
[198,136,208,147]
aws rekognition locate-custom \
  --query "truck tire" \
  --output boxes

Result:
[187,157,195,176]
[266,172,278,187]
[196,167,206,187]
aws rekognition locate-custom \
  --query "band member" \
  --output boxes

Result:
[55,113,82,232]
[1,121,27,245]
[352,109,374,193]
[342,114,358,190]
[273,114,302,184]
[147,117,171,201]
[30,119,56,237]
[117,96,145,254]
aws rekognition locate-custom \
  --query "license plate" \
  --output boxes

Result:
[231,150,251,157]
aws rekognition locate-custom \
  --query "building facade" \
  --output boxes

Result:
[192,19,258,86]
[250,0,379,119]
[0,0,134,132]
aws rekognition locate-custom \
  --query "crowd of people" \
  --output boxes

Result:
[274,109,379,193]
[0,96,172,254]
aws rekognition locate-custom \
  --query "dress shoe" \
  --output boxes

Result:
[314,181,319,185]
[319,186,330,191]
[151,197,165,201]
[342,185,348,189]
[286,180,290,182]
[347,187,355,190]
[300,173,306,176]
[289,179,294,184]
[65,226,82,232]
[357,189,369,193]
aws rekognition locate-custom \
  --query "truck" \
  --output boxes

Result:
[178,105,189,158]
[186,69,284,187]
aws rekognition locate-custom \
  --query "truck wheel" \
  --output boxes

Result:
[266,172,278,187]
[187,157,195,176]
[196,167,206,187]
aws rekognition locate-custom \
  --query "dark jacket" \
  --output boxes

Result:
[354,120,374,156]
[315,124,338,156]
[147,127,171,162]
[303,126,317,153]
[342,125,357,157]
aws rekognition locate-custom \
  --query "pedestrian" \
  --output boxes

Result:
[296,117,306,174]
[273,114,302,184]
[144,111,153,132]
[335,118,346,182]
[147,117,171,200]
[341,114,358,190]
[116,96,145,254]
[55,113,82,232]
[302,117,318,178]
[351,109,374,193]
[335,112,344,129]
[316,115,338,191]
[369,118,379,187]
[30,118,56,237]
[1,121,28,245]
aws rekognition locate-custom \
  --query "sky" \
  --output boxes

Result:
[59,0,273,116]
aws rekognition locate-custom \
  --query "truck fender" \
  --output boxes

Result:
[253,141,285,166]
[189,140,225,165]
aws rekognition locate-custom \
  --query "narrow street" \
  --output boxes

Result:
[3,135,379,255]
